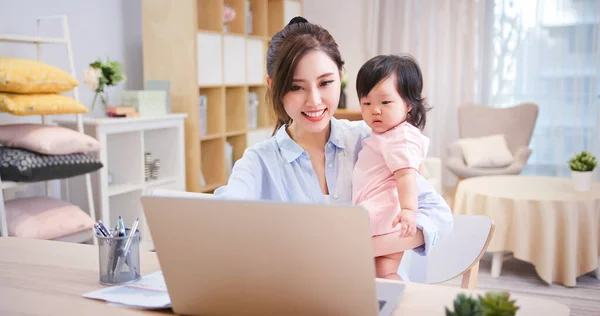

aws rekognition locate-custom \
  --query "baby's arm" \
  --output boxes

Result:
[394,168,418,212]
[391,168,418,237]
[381,124,430,238]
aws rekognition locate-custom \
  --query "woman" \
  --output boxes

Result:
[214,17,453,276]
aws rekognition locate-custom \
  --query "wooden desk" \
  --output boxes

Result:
[0,238,570,315]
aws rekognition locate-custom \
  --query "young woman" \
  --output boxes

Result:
[214,17,453,274]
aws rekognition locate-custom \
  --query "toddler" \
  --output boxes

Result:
[352,54,430,280]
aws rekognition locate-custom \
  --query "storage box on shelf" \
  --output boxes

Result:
[54,114,187,251]
[142,0,303,193]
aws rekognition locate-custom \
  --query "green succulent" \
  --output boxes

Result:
[341,71,348,91]
[445,294,483,316]
[568,150,597,172]
[478,292,519,316]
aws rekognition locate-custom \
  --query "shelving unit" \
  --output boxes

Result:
[54,114,187,251]
[0,16,96,244]
[142,0,303,193]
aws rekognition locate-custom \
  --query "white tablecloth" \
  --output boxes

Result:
[453,175,600,287]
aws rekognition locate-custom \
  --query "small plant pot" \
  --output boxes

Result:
[571,171,593,192]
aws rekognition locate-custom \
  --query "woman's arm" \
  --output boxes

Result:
[213,149,263,200]
[413,173,454,256]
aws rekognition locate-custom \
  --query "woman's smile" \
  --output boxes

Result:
[302,109,327,121]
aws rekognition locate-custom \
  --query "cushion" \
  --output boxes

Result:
[0,92,88,116]
[0,57,79,93]
[0,146,103,182]
[0,124,100,155]
[5,196,94,239]
[458,134,514,168]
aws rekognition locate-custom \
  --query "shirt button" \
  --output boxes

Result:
[327,143,332,148]
[328,164,333,168]
[333,194,339,199]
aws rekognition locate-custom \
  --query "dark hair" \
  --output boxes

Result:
[266,16,345,135]
[356,54,430,130]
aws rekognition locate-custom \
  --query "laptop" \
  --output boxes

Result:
[140,190,405,316]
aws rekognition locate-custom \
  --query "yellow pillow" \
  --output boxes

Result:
[0,57,79,94]
[0,93,88,116]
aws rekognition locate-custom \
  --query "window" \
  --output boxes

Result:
[482,0,600,178]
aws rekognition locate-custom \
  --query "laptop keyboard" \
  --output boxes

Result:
[378,300,386,311]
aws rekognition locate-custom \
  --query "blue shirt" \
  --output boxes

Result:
[214,117,453,255]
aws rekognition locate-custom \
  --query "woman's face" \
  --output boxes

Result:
[283,50,341,134]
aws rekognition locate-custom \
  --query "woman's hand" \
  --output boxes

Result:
[392,209,417,238]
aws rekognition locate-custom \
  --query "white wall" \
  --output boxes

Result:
[0,0,143,123]
[302,0,367,110]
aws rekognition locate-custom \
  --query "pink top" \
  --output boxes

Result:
[352,122,430,236]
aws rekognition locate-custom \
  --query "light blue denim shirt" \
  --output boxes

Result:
[214,117,453,255]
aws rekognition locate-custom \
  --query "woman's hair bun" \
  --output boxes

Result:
[288,16,308,25]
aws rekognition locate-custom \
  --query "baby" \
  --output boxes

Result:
[352,54,430,280]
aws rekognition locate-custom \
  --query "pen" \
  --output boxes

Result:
[94,222,106,237]
[109,216,127,281]
[118,216,126,237]
[122,217,140,256]
[95,220,112,239]
[113,217,140,279]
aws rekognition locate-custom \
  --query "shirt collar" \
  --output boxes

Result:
[275,117,346,163]
[328,117,346,149]
[275,124,305,163]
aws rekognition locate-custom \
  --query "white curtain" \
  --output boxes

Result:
[482,0,600,180]
[365,0,483,187]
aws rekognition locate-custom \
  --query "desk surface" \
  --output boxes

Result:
[0,238,570,315]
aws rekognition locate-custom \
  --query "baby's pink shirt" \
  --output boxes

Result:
[352,122,430,236]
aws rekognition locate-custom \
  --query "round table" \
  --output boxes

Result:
[453,175,600,287]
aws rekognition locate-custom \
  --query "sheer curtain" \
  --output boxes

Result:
[365,0,483,187]
[482,0,600,180]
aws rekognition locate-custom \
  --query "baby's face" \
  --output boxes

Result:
[359,74,410,134]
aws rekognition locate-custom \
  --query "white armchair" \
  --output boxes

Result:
[421,157,442,193]
[446,103,539,179]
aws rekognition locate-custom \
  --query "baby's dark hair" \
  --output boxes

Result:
[356,54,430,130]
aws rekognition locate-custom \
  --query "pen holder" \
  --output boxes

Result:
[96,228,141,285]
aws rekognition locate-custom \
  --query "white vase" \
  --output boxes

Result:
[571,171,593,192]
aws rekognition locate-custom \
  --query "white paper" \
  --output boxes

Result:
[82,271,171,309]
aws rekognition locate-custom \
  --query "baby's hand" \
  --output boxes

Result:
[392,209,417,238]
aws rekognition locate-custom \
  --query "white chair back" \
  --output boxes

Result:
[404,214,494,287]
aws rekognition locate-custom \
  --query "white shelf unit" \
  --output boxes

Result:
[54,114,187,251]
[0,16,96,244]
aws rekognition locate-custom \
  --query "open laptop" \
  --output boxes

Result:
[140,190,405,316]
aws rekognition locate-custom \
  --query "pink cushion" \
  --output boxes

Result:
[5,196,94,239]
[0,123,100,155]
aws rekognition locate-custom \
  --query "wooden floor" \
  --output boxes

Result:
[439,253,600,316]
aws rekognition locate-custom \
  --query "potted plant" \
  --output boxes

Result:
[84,58,126,114]
[445,291,519,316]
[568,150,597,192]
